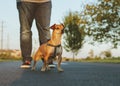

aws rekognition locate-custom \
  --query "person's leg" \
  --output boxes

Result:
[35,1,51,45]
[35,1,55,67]
[17,2,34,67]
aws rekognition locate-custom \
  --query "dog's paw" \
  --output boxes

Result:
[58,68,64,72]
[46,66,51,71]
[31,67,35,71]
[41,67,46,72]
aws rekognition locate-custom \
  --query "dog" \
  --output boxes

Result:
[32,24,64,72]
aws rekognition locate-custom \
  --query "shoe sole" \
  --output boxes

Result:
[20,65,31,69]
[48,65,56,68]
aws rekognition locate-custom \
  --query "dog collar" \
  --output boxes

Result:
[47,43,61,47]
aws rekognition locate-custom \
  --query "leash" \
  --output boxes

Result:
[47,43,61,58]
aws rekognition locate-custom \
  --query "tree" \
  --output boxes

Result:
[100,50,112,58]
[88,49,94,58]
[63,12,86,60]
[83,0,120,48]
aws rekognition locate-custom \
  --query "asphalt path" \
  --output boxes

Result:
[0,61,120,86]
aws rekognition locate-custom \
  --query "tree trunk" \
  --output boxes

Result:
[73,52,75,61]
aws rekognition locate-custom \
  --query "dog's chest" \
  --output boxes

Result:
[55,46,62,55]
[50,46,62,57]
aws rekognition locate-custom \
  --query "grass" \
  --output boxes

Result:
[62,57,120,64]
[79,59,120,64]
[0,56,120,64]
[0,58,21,62]
[0,55,22,62]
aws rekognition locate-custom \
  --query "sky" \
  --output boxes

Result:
[0,0,120,58]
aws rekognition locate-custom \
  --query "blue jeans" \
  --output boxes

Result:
[17,1,52,62]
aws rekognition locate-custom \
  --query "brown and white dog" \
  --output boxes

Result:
[32,24,64,72]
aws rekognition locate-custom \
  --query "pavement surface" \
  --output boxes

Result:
[0,61,120,86]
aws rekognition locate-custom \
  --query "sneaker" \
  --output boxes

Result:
[48,64,56,68]
[20,61,31,69]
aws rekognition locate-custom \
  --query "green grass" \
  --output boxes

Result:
[1,56,120,64]
[0,52,22,62]
[0,59,21,62]
[79,59,120,64]
[63,57,120,64]
[0,58,21,62]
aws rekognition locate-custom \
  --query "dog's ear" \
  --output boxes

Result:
[50,24,56,30]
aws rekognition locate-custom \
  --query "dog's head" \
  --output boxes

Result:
[50,24,64,34]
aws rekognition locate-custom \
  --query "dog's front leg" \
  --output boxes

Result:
[32,49,42,70]
[57,55,64,72]
[41,63,46,72]
[31,61,37,71]
[41,56,49,72]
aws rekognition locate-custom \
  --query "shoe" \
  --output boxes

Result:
[20,61,31,69]
[48,64,56,68]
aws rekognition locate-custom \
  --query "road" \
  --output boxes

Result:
[0,61,120,86]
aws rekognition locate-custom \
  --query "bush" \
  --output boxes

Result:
[0,52,21,60]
